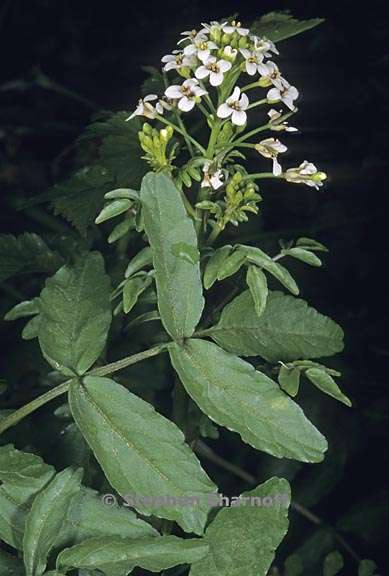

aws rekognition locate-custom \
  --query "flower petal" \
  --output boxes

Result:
[165,85,182,99]
[231,109,247,126]
[178,96,195,112]
[246,61,257,76]
[210,71,224,86]
[217,103,232,118]
[195,66,209,80]
[239,92,249,110]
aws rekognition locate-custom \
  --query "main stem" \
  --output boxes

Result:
[0,344,167,435]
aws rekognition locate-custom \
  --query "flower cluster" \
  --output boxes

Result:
[127,18,327,235]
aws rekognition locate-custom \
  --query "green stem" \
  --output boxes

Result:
[247,98,267,110]
[155,114,206,155]
[175,114,194,157]
[0,344,168,435]
[242,172,279,181]
[241,80,262,92]
[206,224,223,246]
[0,381,71,435]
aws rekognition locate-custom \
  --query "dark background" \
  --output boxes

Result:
[1,0,389,573]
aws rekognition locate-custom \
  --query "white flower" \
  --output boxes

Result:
[217,87,249,126]
[258,61,285,89]
[221,45,238,62]
[183,33,218,62]
[195,56,231,86]
[254,137,287,176]
[201,161,224,189]
[268,109,297,132]
[284,161,327,189]
[161,51,193,72]
[240,48,265,76]
[200,20,227,35]
[178,29,198,43]
[165,78,207,112]
[251,35,279,56]
[267,82,299,111]
[222,20,249,36]
[126,94,159,120]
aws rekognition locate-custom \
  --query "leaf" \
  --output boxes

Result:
[246,265,268,317]
[190,477,290,576]
[69,376,217,534]
[141,172,204,341]
[296,237,328,252]
[38,252,111,376]
[123,275,152,313]
[279,366,300,397]
[203,246,232,290]
[216,248,246,281]
[251,11,324,43]
[323,550,344,576]
[0,550,25,575]
[305,368,352,407]
[55,486,158,550]
[125,246,153,278]
[108,218,132,243]
[284,554,303,576]
[23,467,83,576]
[241,245,299,295]
[282,247,322,267]
[22,315,41,340]
[209,290,344,362]
[0,445,55,549]
[52,166,115,236]
[57,535,209,575]
[169,339,327,462]
[95,199,132,224]
[0,233,63,283]
[358,559,378,576]
[84,113,147,188]
[4,298,40,321]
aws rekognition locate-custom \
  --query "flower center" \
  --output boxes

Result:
[230,101,241,111]
[181,86,193,97]
[208,63,220,72]
[197,41,208,50]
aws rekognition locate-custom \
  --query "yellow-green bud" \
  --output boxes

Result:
[210,27,221,43]
[258,77,271,88]
[178,66,191,79]
[221,33,232,45]
[238,36,248,49]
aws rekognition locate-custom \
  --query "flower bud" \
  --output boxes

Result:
[178,66,191,79]
[221,33,232,45]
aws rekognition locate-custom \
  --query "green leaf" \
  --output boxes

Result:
[108,218,132,243]
[84,113,147,188]
[305,368,352,407]
[22,315,40,340]
[141,172,204,341]
[217,248,246,281]
[209,290,344,362]
[23,467,83,576]
[279,366,300,397]
[358,559,378,576]
[241,245,299,295]
[169,339,327,462]
[282,247,322,267]
[0,233,63,283]
[4,298,40,321]
[52,166,115,236]
[190,478,290,576]
[69,376,217,534]
[284,554,303,576]
[246,265,268,317]
[203,246,232,290]
[57,535,209,575]
[38,252,111,376]
[95,199,132,224]
[56,486,158,550]
[323,550,344,576]
[296,237,329,252]
[125,246,153,278]
[0,445,55,549]
[251,11,324,43]
[123,275,152,313]
[104,188,139,201]
[0,550,25,575]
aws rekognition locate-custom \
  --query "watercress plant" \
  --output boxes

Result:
[1,11,372,576]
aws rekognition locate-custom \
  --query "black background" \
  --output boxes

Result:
[1,0,389,573]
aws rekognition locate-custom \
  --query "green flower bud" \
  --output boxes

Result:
[221,33,232,45]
